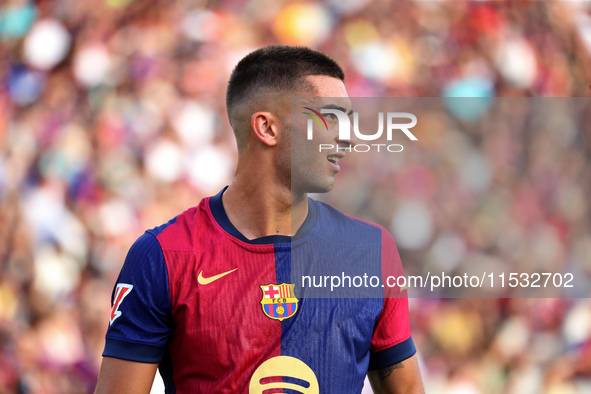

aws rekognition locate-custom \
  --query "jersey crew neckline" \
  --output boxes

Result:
[209,186,318,245]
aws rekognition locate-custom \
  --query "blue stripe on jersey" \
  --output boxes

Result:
[273,243,291,287]
[291,200,384,299]
[274,242,383,392]
[103,338,165,362]
[104,232,173,359]
[274,198,414,391]
[368,336,416,370]
[159,349,176,394]
[103,231,176,392]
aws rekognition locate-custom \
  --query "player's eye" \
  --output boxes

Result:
[324,114,338,128]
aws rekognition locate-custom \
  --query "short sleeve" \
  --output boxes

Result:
[102,232,173,363]
[368,228,416,370]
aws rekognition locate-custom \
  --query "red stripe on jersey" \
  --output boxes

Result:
[370,226,412,353]
[156,198,281,392]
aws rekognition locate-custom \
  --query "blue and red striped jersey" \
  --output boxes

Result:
[103,187,415,393]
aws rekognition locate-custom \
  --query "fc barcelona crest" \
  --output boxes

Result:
[260,283,298,321]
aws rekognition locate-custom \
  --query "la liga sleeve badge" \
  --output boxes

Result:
[259,283,298,321]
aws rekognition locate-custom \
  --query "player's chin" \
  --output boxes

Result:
[292,178,334,195]
[324,178,335,192]
[309,178,335,194]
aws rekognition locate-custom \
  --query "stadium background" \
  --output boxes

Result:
[1,0,591,392]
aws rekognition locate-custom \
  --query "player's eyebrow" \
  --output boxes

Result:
[321,104,353,115]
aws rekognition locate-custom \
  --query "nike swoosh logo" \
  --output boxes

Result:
[198,268,238,285]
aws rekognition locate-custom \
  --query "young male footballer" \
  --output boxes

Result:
[95,46,424,393]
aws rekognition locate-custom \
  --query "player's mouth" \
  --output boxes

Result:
[327,153,344,172]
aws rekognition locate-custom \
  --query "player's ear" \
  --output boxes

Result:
[251,111,279,147]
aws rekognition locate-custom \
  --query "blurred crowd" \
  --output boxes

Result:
[1,0,591,392]
[329,97,591,393]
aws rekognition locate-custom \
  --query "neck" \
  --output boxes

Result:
[222,175,309,240]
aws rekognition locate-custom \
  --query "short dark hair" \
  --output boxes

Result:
[226,46,345,125]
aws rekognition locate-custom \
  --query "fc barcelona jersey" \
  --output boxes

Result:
[103,187,415,393]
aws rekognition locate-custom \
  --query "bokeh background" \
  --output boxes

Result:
[1,0,591,393]
[321,96,591,392]
[319,97,591,299]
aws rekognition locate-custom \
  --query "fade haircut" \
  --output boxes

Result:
[226,46,345,131]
